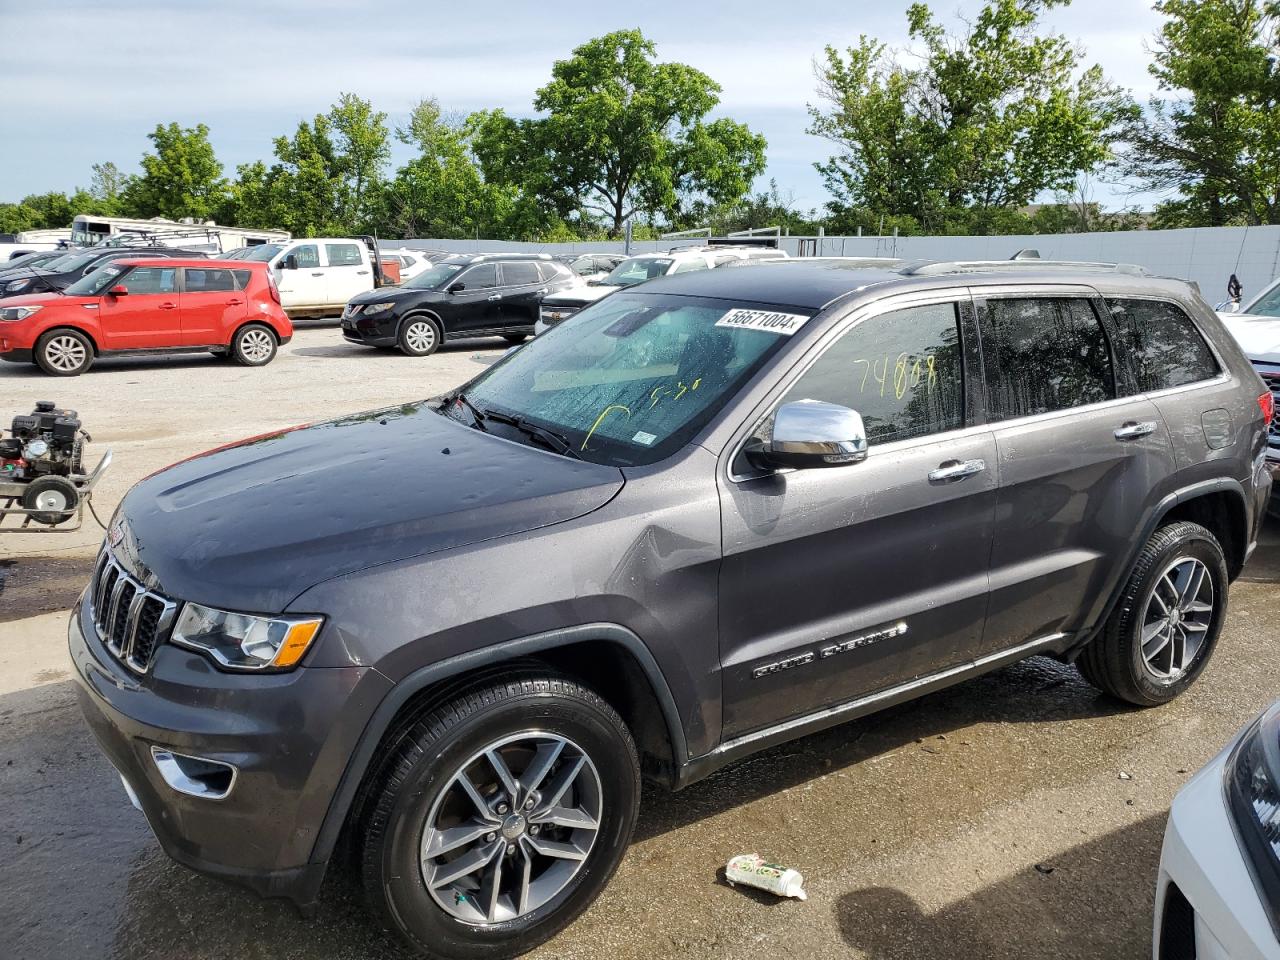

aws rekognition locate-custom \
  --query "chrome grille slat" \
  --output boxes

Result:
[88,550,178,675]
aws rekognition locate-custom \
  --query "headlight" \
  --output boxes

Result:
[171,601,323,671]
[344,304,363,317]
[0,305,41,322]
[4,279,32,293]
[1226,703,1280,937]
[362,302,395,315]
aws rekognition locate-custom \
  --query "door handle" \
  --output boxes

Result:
[158,302,178,310]
[226,298,244,305]
[928,458,986,483]
[311,272,324,277]
[357,269,370,275]
[487,294,502,301]
[1113,420,1158,441]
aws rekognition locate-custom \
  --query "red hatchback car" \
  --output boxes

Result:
[0,258,293,376]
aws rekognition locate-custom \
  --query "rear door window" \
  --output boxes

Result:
[184,268,237,292]
[325,242,363,266]
[500,261,541,286]
[1106,298,1220,393]
[978,297,1115,420]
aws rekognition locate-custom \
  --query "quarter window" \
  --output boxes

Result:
[501,261,541,286]
[1106,298,1220,392]
[458,263,498,289]
[326,243,363,266]
[980,297,1115,420]
[120,266,178,295]
[781,302,966,444]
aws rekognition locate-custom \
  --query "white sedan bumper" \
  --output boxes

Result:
[1155,742,1280,959]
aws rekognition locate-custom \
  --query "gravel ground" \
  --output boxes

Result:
[1,323,1277,960]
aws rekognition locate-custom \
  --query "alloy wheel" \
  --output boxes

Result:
[239,329,274,362]
[419,731,602,925]
[45,335,87,372]
[1140,556,1214,681]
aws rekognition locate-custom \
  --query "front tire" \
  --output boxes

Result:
[1076,521,1228,706]
[34,329,93,376]
[398,315,442,357]
[359,674,640,959]
[231,324,277,366]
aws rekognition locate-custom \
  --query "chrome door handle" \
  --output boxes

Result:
[928,459,986,482]
[1114,420,1158,441]
[487,294,502,301]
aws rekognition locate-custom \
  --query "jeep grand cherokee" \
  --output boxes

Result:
[71,260,1273,958]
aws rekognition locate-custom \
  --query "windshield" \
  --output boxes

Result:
[1244,280,1280,318]
[1,251,55,271]
[403,262,464,290]
[454,292,808,466]
[240,243,284,262]
[599,257,673,287]
[46,252,99,274]
[64,263,127,296]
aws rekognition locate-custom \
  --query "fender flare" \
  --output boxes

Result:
[308,622,686,868]
[1068,476,1250,657]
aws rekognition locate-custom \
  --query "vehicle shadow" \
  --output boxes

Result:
[289,339,507,361]
[0,354,223,378]
[834,815,1166,959]
[633,655,1135,843]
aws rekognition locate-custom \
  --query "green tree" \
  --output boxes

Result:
[473,30,767,234]
[89,161,126,213]
[808,0,1134,233]
[1123,0,1280,226]
[120,122,228,221]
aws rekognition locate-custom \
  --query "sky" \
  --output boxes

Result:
[0,0,1169,216]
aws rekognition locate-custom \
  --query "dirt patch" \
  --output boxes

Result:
[0,556,96,623]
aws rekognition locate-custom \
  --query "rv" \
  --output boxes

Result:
[68,215,289,252]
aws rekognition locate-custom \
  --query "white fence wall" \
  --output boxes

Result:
[387,225,1280,304]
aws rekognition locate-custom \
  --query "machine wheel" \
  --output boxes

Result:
[1076,521,1227,706]
[398,315,442,357]
[359,673,640,959]
[21,475,79,525]
[34,329,93,376]
[231,324,278,366]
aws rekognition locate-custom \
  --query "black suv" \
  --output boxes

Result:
[0,246,206,298]
[341,253,577,355]
[72,260,1272,958]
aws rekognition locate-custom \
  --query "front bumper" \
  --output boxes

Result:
[341,311,398,347]
[1154,742,1280,959]
[69,596,391,906]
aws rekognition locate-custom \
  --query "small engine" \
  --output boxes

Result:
[0,401,86,481]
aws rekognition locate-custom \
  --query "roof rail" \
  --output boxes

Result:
[897,259,1150,277]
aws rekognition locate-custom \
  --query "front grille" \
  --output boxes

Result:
[89,551,177,674]
[1157,882,1196,960]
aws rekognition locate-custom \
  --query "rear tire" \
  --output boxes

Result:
[34,329,93,376]
[359,674,640,959]
[1076,521,1227,706]
[231,324,277,366]
[398,315,442,357]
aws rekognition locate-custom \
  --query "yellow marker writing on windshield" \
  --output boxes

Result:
[581,404,632,451]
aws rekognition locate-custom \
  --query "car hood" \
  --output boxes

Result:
[110,402,625,612]
[543,284,618,308]
[0,291,86,308]
[1219,313,1280,363]
[349,287,431,306]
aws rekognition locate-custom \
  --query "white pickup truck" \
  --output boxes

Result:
[237,237,383,319]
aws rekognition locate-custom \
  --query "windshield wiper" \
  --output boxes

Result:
[448,392,488,431]
[482,409,583,460]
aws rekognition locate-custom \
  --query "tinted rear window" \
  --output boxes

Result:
[502,261,541,285]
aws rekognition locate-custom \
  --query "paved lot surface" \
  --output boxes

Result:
[1,323,1278,959]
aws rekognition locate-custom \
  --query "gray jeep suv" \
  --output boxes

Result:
[71,260,1273,958]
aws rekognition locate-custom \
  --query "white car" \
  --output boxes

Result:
[1218,280,1280,516]
[1155,702,1280,959]
[382,248,432,282]
[534,246,788,335]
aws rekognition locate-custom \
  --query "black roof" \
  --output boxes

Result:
[636,261,904,309]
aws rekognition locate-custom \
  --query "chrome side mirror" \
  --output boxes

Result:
[747,399,869,470]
